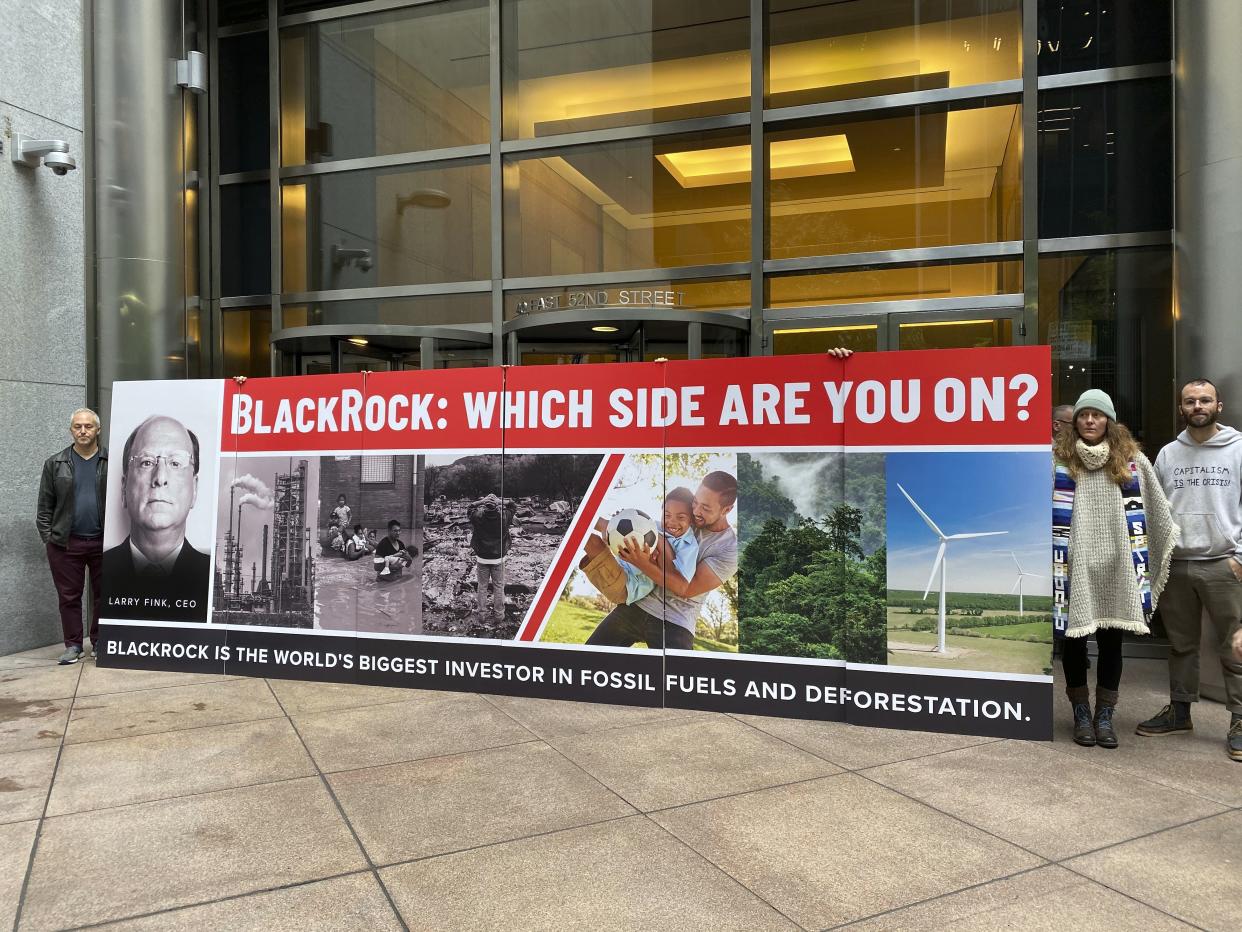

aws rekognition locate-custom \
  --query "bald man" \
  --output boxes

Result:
[102,415,211,623]
[1053,404,1075,441]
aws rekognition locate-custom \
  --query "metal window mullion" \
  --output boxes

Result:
[279,145,491,178]
[217,19,266,38]
[1037,231,1172,254]
[268,0,281,374]
[219,169,272,185]
[749,0,765,357]
[1036,61,1172,91]
[762,294,1025,322]
[499,113,750,157]
[763,80,1023,125]
[202,0,222,377]
[501,263,751,292]
[764,242,1024,276]
[278,0,447,28]
[282,280,492,303]
[1021,0,1038,345]
[489,0,503,364]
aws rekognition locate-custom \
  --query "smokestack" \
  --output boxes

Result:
[260,524,269,587]
[250,562,256,593]
[234,503,244,596]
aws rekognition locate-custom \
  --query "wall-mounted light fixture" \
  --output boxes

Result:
[396,188,452,215]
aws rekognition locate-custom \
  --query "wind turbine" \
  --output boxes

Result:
[897,484,1007,653]
[1005,551,1047,616]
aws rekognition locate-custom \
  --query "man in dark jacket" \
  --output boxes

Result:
[37,409,108,664]
[467,494,516,618]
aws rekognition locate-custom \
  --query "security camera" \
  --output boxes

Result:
[10,135,78,175]
[42,151,77,175]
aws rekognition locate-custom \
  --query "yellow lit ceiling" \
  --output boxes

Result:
[657,134,854,188]
[518,15,1018,137]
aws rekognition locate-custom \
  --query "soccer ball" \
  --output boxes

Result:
[607,509,659,555]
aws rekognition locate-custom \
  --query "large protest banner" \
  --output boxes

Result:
[99,347,1054,738]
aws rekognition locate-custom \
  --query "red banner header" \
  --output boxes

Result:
[222,347,1051,453]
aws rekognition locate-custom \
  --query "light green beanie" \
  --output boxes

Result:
[1073,389,1117,422]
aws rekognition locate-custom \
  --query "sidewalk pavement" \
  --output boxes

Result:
[1,647,1239,931]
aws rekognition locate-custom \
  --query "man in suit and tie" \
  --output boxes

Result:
[102,415,211,623]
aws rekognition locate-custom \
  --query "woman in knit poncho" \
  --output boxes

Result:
[1054,389,1178,748]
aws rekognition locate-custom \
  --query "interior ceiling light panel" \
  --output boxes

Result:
[657,134,855,188]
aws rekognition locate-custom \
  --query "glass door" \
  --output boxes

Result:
[767,309,1021,355]
[889,309,1020,350]
[518,344,627,366]
[766,317,882,355]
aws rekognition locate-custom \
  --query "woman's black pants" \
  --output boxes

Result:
[1062,628,1124,691]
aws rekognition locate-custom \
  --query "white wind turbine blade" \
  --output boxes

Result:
[1010,577,1022,594]
[947,531,1008,540]
[1023,572,1048,579]
[1011,551,1025,574]
[923,541,947,600]
[897,484,945,539]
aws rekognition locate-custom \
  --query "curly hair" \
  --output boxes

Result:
[1054,415,1141,485]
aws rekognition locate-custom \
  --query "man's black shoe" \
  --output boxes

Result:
[1136,703,1193,736]
[1228,718,1242,762]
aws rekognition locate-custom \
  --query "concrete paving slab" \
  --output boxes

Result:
[734,713,1001,770]
[0,663,80,701]
[267,677,447,715]
[0,746,56,824]
[77,664,236,697]
[1050,662,1242,807]
[48,718,315,816]
[380,815,798,931]
[0,645,69,670]
[553,716,841,811]
[0,697,69,755]
[294,693,533,773]
[652,773,1043,929]
[65,678,282,745]
[0,820,37,931]
[483,693,707,740]
[330,741,634,865]
[1066,810,1242,931]
[93,872,403,931]
[844,865,1194,931]
[20,777,367,930]
[865,740,1227,860]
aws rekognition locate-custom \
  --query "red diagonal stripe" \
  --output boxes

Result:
[516,453,626,641]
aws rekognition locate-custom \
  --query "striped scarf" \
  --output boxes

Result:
[1052,460,1152,637]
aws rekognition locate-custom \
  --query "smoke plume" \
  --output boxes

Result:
[232,474,274,510]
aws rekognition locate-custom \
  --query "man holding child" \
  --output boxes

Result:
[581,470,738,649]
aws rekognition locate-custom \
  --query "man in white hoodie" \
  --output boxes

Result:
[1140,379,1242,761]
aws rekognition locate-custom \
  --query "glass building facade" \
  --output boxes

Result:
[189,0,1174,444]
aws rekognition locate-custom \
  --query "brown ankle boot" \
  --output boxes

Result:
[1068,686,1094,747]
[1094,688,1119,749]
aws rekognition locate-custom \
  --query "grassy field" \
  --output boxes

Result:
[887,629,1053,675]
[885,603,1054,675]
[888,589,1053,614]
[887,609,1044,627]
[540,600,736,652]
[956,621,1053,642]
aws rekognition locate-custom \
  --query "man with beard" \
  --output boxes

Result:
[1139,379,1242,761]
[582,471,738,650]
